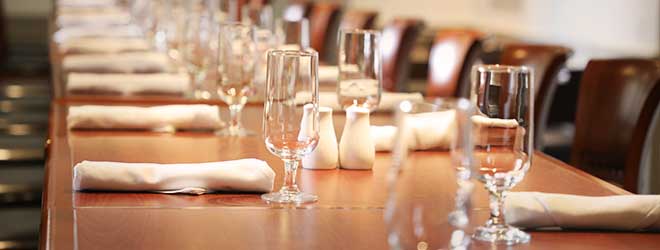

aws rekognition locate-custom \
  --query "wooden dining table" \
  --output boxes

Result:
[38,96,660,250]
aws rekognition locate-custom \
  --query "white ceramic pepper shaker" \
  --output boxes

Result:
[302,106,338,169]
[339,106,375,170]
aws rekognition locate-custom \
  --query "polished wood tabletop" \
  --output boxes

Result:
[39,98,660,250]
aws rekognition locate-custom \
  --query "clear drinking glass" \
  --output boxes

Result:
[262,50,320,203]
[161,0,187,61]
[215,22,257,136]
[337,29,382,111]
[277,18,310,50]
[385,99,475,250]
[182,0,216,99]
[471,64,533,245]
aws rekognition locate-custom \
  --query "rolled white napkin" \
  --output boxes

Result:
[295,91,424,112]
[73,159,275,194]
[318,65,338,83]
[506,192,660,231]
[59,37,151,54]
[371,113,519,151]
[66,73,190,96]
[56,12,131,28]
[62,52,171,74]
[67,105,222,131]
[53,25,143,43]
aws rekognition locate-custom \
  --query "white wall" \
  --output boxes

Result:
[348,0,660,69]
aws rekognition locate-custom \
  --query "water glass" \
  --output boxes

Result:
[337,29,382,111]
[262,50,320,203]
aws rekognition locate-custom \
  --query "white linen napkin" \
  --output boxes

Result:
[66,73,190,96]
[59,37,151,54]
[57,0,117,8]
[67,105,222,131]
[506,192,660,231]
[54,25,143,43]
[73,159,275,194]
[62,52,171,74]
[295,91,424,112]
[318,65,338,83]
[56,12,131,28]
[371,113,519,151]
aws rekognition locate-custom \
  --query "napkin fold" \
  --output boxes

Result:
[371,113,519,151]
[57,0,117,8]
[295,91,424,112]
[59,37,151,54]
[54,25,143,43]
[73,159,275,194]
[62,52,171,74]
[66,73,190,96]
[506,192,660,231]
[56,11,131,28]
[67,105,222,131]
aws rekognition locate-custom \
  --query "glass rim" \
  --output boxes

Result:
[268,49,318,58]
[339,28,381,36]
[474,64,531,74]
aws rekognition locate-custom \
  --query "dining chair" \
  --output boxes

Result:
[499,43,573,149]
[381,18,425,92]
[338,9,378,30]
[571,58,660,193]
[307,2,342,61]
[426,28,484,98]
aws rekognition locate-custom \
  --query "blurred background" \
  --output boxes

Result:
[0,0,658,249]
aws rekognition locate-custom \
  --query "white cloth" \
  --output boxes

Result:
[506,192,660,231]
[54,25,143,43]
[73,159,275,194]
[318,65,338,83]
[59,37,151,54]
[67,105,222,131]
[56,12,131,28]
[57,0,117,8]
[295,91,424,112]
[371,113,519,151]
[62,52,171,74]
[67,73,190,96]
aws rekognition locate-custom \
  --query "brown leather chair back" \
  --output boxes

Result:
[308,3,342,60]
[426,29,484,98]
[571,59,660,192]
[500,43,572,149]
[339,10,377,30]
[381,18,424,92]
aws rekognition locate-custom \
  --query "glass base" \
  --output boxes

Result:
[261,191,318,204]
[473,224,530,245]
[215,127,254,137]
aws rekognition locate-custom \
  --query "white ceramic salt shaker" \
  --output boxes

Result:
[302,106,338,169]
[339,106,375,170]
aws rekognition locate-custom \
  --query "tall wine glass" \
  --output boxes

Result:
[471,64,533,245]
[385,99,475,250]
[337,29,382,111]
[262,50,320,204]
[182,0,215,99]
[216,22,257,136]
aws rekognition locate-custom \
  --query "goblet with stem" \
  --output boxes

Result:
[471,64,533,245]
[262,50,320,204]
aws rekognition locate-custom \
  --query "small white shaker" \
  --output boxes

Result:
[302,106,338,169]
[339,106,375,170]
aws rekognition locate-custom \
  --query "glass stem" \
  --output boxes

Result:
[280,159,300,194]
[487,183,507,227]
[228,104,244,132]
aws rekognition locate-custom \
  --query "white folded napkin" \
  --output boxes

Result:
[56,12,131,28]
[62,52,171,74]
[54,25,143,43]
[295,91,424,112]
[371,113,519,151]
[57,0,117,8]
[73,159,275,194]
[318,65,338,83]
[506,192,660,231]
[59,37,151,54]
[67,105,222,131]
[66,73,190,96]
